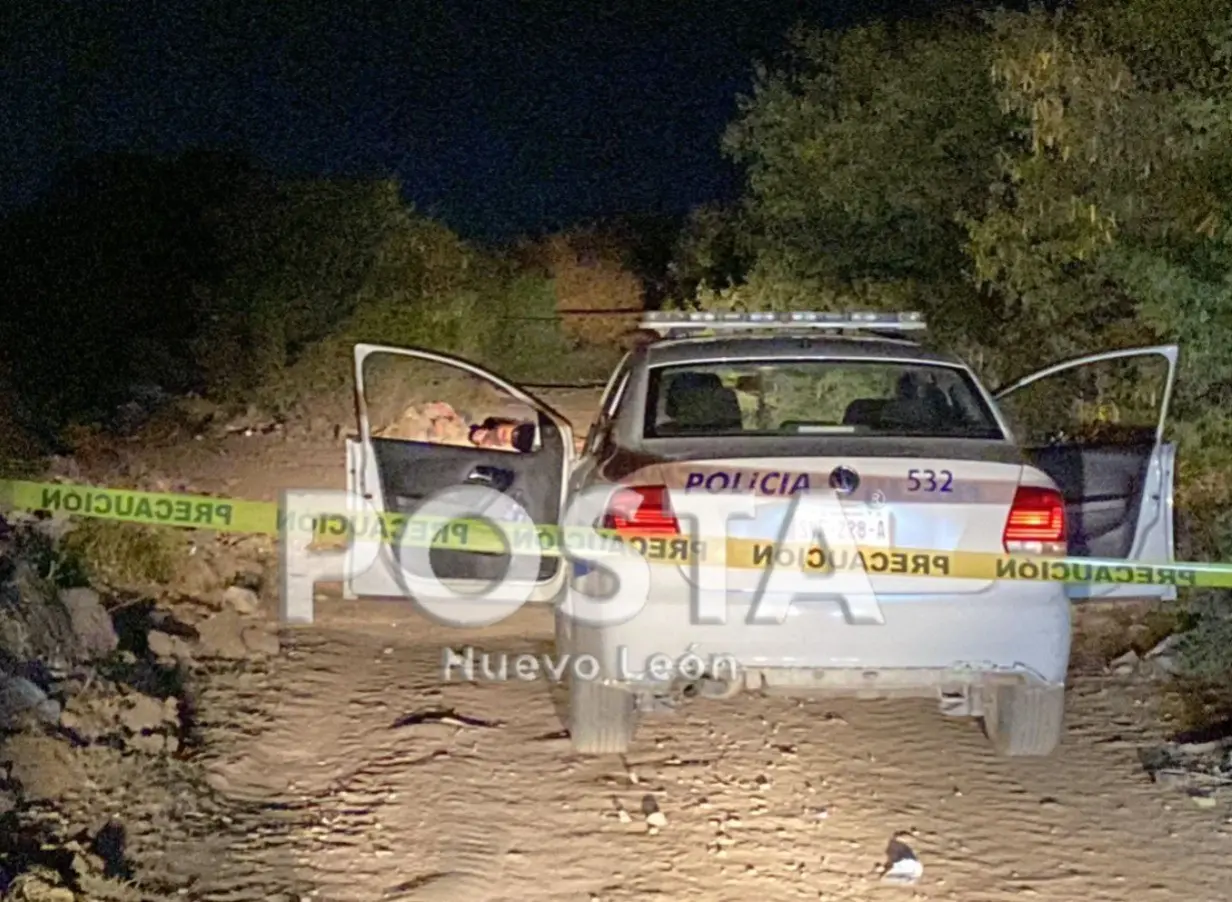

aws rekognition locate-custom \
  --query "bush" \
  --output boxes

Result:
[527,228,646,347]
[59,521,180,590]
[0,149,634,443]
[256,234,586,414]
[492,273,578,383]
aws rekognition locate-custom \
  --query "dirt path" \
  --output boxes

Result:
[70,386,1232,901]
[187,603,1231,901]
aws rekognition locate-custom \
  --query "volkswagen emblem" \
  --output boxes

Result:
[828,466,860,494]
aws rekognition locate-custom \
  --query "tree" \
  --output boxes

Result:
[694,12,1017,357]
[691,0,1232,714]
[967,2,1232,379]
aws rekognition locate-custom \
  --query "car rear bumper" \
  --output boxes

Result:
[556,579,1072,694]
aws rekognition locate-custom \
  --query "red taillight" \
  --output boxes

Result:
[1003,486,1066,553]
[602,485,680,535]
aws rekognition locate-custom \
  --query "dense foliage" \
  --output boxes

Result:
[0,152,632,446]
[676,0,1232,713]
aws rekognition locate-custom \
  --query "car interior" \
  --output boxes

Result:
[651,366,998,438]
[654,371,744,435]
[1021,429,1159,559]
[368,410,565,583]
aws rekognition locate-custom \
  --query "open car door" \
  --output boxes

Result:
[344,344,574,605]
[994,345,1179,602]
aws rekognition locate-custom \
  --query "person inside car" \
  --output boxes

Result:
[468,416,535,452]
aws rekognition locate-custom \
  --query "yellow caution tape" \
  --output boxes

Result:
[0,480,279,534]
[2,478,1229,587]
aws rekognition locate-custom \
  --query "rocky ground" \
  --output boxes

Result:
[0,504,292,901]
[1,387,1231,901]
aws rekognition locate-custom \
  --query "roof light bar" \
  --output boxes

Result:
[638,310,927,337]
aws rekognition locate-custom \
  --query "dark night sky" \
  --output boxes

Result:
[2,1,925,241]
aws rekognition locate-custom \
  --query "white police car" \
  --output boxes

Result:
[343,312,1178,758]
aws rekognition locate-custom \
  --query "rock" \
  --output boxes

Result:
[14,510,76,544]
[1,734,84,801]
[146,629,172,657]
[46,455,83,481]
[223,585,261,616]
[147,629,193,661]
[5,869,76,902]
[1144,634,1182,675]
[241,624,281,657]
[201,545,244,589]
[126,732,170,755]
[58,586,119,660]
[0,673,61,729]
[1110,649,1140,675]
[0,561,80,671]
[60,693,121,742]
[176,552,225,600]
[1146,634,1181,658]
[881,834,923,884]
[195,609,248,659]
[882,857,924,884]
[69,850,108,881]
[1148,654,1180,676]
[640,794,667,830]
[231,559,265,592]
[120,692,167,734]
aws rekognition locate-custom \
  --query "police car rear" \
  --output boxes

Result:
[560,311,1072,758]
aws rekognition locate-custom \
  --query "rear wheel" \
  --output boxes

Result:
[982,683,1065,757]
[567,673,637,755]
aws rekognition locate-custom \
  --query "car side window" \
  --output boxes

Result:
[361,351,538,453]
[997,354,1169,447]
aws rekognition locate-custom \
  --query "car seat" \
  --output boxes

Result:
[843,398,889,428]
[660,372,743,434]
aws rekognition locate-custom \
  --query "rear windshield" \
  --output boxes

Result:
[643,359,1004,440]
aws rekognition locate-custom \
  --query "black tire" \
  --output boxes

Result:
[983,683,1066,757]
[567,673,637,755]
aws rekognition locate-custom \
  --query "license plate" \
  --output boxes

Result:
[780,507,893,547]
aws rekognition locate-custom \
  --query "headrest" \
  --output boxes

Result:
[843,398,888,427]
[878,399,935,430]
[666,372,722,416]
[663,372,742,430]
